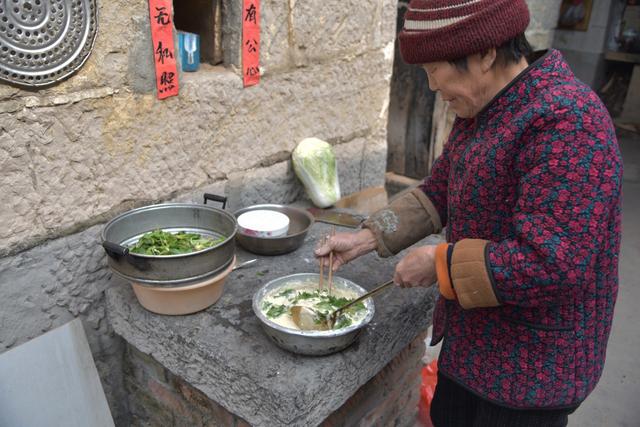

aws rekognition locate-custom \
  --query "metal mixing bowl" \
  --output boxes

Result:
[233,205,314,256]
[252,273,375,356]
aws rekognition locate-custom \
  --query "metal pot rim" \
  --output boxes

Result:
[252,273,375,338]
[233,204,314,240]
[110,256,235,287]
[101,202,238,259]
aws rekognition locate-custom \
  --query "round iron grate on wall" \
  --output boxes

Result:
[0,0,97,87]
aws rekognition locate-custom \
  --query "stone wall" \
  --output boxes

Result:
[0,1,396,424]
[124,332,427,427]
[0,0,395,258]
[525,0,564,51]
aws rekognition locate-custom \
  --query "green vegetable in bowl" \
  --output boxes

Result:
[129,230,225,255]
[262,287,367,330]
[265,304,288,318]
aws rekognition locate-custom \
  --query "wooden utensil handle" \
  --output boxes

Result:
[334,279,394,316]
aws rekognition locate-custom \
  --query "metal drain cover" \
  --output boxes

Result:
[0,0,97,87]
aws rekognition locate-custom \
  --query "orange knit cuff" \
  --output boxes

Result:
[435,243,456,300]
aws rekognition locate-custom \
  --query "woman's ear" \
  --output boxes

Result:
[480,48,497,72]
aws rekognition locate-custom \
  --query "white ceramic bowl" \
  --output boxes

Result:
[237,209,290,238]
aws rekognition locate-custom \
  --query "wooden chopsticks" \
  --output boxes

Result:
[319,235,325,290]
[319,227,336,294]
[328,227,335,295]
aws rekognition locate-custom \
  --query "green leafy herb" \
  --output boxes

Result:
[347,302,366,312]
[326,295,351,308]
[129,230,224,255]
[265,304,287,318]
[275,289,295,298]
[315,300,337,311]
[314,312,328,324]
[292,291,319,303]
[262,287,367,330]
[334,316,353,329]
[316,295,365,313]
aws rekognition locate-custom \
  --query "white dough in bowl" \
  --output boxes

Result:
[237,210,290,237]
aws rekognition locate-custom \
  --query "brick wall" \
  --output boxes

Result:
[125,345,250,426]
[322,331,427,427]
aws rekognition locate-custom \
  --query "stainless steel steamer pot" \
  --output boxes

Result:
[253,273,375,356]
[101,194,237,286]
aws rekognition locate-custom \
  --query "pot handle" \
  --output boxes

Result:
[203,193,227,209]
[102,241,150,271]
[102,241,129,259]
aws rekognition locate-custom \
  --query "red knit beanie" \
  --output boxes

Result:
[399,0,530,64]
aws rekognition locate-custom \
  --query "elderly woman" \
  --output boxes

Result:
[315,0,622,426]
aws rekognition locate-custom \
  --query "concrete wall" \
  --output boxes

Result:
[0,1,395,423]
[553,0,619,89]
[526,0,564,50]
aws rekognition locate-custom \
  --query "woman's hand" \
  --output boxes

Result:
[394,245,438,288]
[314,229,377,271]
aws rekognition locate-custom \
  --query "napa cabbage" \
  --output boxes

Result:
[292,138,341,208]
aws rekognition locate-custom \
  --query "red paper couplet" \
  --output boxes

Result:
[148,0,179,99]
[242,0,260,87]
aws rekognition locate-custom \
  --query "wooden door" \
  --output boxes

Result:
[386,2,436,180]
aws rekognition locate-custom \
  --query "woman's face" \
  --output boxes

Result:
[422,54,495,119]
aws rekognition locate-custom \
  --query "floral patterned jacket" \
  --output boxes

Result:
[364,50,622,409]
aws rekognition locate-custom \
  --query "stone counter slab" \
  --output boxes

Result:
[106,223,440,426]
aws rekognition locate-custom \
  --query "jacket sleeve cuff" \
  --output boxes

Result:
[450,239,501,309]
[362,188,443,258]
[436,243,456,300]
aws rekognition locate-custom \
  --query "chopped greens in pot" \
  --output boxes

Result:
[129,229,225,255]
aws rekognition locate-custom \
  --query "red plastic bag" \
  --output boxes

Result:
[418,359,438,427]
